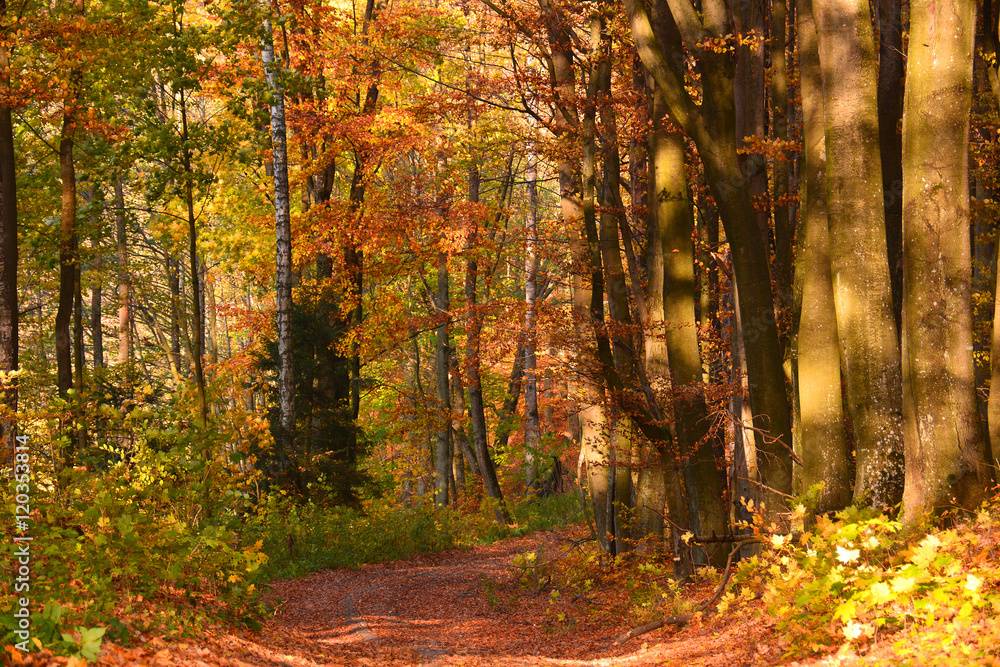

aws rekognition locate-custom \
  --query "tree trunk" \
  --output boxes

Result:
[435,251,452,507]
[263,12,296,454]
[624,0,793,520]
[793,0,851,512]
[0,0,18,458]
[179,88,208,426]
[91,230,103,370]
[56,109,78,398]
[814,0,904,507]
[581,16,613,551]
[114,177,130,364]
[901,0,990,519]
[772,0,793,317]
[874,0,904,338]
[167,255,182,378]
[648,85,728,564]
[524,153,541,492]
[465,159,510,521]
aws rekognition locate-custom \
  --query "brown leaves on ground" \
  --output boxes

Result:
[4,527,818,666]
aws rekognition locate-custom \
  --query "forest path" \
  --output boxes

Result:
[256,526,760,667]
[94,525,875,666]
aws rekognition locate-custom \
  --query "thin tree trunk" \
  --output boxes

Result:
[178,86,207,425]
[91,230,103,370]
[114,177,130,364]
[435,251,451,507]
[167,255,181,378]
[524,153,541,492]
[263,12,295,453]
[901,0,990,519]
[0,0,18,459]
[56,106,78,398]
[772,0,793,315]
[595,19,637,553]
[465,157,511,521]
[581,17,613,551]
[874,0,904,337]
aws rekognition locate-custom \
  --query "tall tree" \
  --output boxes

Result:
[792,0,851,511]
[624,0,794,519]
[523,152,541,491]
[262,7,295,456]
[114,177,130,364]
[901,0,991,519]
[814,0,904,507]
[0,0,17,455]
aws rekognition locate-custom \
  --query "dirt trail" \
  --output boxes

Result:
[259,528,761,667]
[92,527,875,666]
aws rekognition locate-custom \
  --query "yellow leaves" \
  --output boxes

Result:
[869,582,893,605]
[770,533,789,548]
[911,533,943,568]
[842,619,871,641]
[892,576,917,595]
[836,545,860,564]
[966,574,983,593]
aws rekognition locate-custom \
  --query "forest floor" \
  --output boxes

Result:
[82,525,907,667]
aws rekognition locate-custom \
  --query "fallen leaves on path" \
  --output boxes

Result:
[5,526,883,666]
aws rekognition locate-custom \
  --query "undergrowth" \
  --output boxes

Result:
[242,490,583,582]
[722,498,1000,665]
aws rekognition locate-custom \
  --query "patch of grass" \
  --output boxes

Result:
[241,490,584,584]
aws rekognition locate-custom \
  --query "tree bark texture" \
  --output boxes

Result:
[793,0,852,512]
[624,0,793,520]
[901,0,990,520]
[263,13,296,453]
[814,0,904,507]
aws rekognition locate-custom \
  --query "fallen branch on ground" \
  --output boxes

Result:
[613,537,761,645]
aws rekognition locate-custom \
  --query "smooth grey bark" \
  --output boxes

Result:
[262,13,295,449]
[814,0,904,507]
[901,0,990,520]
[793,0,851,512]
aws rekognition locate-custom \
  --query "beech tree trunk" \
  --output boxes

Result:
[465,159,510,521]
[814,0,904,507]
[57,106,78,398]
[793,0,851,512]
[624,0,793,519]
[901,0,990,519]
[91,231,103,370]
[874,0,904,337]
[178,86,208,426]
